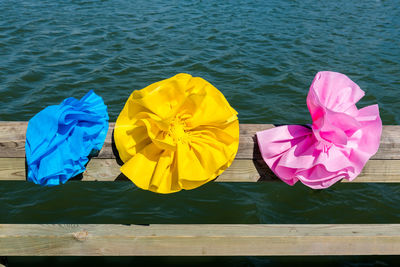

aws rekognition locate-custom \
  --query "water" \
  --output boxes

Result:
[1,0,400,265]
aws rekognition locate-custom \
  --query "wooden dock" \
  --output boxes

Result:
[1,121,400,260]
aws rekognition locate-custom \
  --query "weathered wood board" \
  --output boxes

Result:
[1,224,400,256]
[1,121,400,183]
[1,122,400,160]
[1,157,399,183]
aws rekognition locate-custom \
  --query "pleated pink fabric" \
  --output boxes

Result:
[256,71,382,189]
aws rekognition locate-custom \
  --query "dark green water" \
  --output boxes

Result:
[1,0,400,266]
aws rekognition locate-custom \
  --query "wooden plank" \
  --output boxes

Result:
[0,224,399,256]
[1,157,400,183]
[1,122,399,160]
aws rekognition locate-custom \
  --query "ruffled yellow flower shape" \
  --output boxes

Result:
[114,73,239,193]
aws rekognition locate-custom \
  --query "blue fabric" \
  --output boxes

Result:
[25,90,109,186]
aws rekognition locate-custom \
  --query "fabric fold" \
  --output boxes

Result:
[114,73,239,194]
[25,90,109,186]
[257,71,382,189]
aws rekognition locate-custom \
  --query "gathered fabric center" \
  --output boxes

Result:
[168,117,189,144]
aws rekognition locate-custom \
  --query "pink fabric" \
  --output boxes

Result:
[256,71,382,189]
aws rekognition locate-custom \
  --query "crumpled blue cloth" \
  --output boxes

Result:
[25,90,109,186]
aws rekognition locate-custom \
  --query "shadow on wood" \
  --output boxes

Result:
[112,129,124,166]
[252,134,279,182]
[114,173,130,182]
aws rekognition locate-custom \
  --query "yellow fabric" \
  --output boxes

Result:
[114,73,239,193]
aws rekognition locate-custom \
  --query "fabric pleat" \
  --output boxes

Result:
[114,73,239,194]
[25,90,109,185]
[256,71,382,189]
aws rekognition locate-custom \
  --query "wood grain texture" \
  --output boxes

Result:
[2,157,400,183]
[1,224,400,256]
[1,122,399,160]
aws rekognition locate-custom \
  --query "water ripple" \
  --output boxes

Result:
[0,0,398,122]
